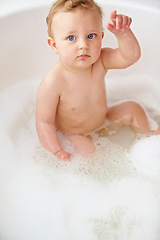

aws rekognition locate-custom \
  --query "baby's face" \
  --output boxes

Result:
[51,8,103,71]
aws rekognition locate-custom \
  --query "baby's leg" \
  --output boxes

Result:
[106,101,151,133]
[155,124,160,135]
[65,134,96,154]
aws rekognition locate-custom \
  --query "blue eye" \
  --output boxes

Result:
[68,35,76,41]
[88,34,96,39]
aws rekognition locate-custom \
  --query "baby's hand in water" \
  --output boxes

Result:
[55,149,72,161]
[107,10,132,35]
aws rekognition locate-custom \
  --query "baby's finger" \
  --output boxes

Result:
[122,15,128,28]
[126,17,132,28]
[116,15,122,29]
[110,10,117,21]
[56,150,72,161]
[109,10,117,26]
[61,152,72,160]
[106,23,115,32]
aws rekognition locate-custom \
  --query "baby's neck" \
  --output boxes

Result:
[61,62,93,78]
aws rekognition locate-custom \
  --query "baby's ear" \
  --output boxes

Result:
[47,37,58,54]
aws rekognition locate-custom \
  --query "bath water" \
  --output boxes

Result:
[0,74,160,240]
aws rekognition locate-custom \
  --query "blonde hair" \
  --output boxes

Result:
[46,0,103,37]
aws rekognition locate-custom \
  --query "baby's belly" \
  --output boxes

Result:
[55,109,107,134]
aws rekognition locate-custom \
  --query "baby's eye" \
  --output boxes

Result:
[67,35,76,41]
[88,33,96,39]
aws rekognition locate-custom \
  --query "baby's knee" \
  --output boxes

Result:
[125,101,145,116]
[86,139,96,153]
[66,134,96,154]
[79,135,96,154]
[125,100,141,109]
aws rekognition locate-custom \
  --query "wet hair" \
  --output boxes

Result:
[46,0,103,37]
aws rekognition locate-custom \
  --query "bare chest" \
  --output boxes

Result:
[59,79,107,113]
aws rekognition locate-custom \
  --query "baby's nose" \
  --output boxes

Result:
[79,38,89,50]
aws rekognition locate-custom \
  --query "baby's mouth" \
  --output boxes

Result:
[77,54,90,60]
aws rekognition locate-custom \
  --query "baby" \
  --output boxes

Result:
[156,125,160,134]
[36,0,154,160]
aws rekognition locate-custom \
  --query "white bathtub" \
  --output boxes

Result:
[0,2,160,240]
[0,1,160,82]
[0,1,160,89]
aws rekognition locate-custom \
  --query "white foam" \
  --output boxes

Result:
[128,135,160,178]
[0,75,160,240]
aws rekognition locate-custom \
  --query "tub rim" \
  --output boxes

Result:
[0,0,160,19]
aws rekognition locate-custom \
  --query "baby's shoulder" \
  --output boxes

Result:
[43,62,64,87]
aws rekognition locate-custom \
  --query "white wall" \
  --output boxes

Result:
[1,0,160,17]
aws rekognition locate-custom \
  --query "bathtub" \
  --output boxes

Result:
[0,1,160,91]
[0,1,160,240]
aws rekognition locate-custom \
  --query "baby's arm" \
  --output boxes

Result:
[36,77,72,160]
[101,10,141,69]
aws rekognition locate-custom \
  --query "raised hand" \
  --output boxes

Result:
[106,10,132,35]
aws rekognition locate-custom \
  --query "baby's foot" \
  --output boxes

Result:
[155,124,160,135]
